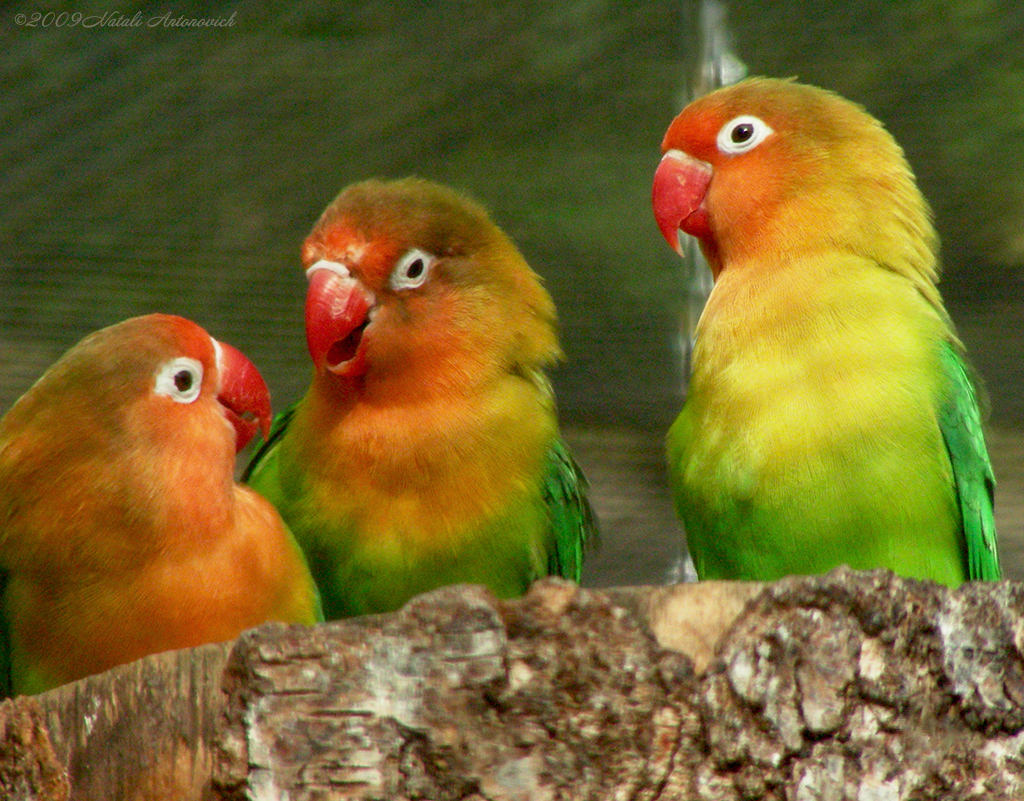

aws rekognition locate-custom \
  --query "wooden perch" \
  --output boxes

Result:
[4,569,1024,799]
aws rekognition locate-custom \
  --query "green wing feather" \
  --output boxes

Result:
[241,403,296,484]
[541,439,599,582]
[939,342,1000,581]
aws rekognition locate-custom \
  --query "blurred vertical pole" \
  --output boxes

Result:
[674,0,746,379]
[665,1,746,585]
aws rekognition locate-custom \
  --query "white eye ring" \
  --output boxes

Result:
[716,115,773,155]
[154,357,204,404]
[389,248,435,291]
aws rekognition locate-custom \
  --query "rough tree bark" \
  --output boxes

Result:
[3,568,1024,800]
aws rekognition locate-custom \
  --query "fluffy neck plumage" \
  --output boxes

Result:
[289,369,555,547]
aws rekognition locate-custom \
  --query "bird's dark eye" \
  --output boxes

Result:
[405,258,425,280]
[716,115,773,155]
[390,248,436,290]
[154,357,204,403]
[731,123,754,143]
[174,370,194,393]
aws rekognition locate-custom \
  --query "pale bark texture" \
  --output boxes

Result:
[3,569,1024,799]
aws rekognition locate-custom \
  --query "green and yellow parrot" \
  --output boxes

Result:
[0,314,321,697]
[651,77,999,586]
[244,177,596,618]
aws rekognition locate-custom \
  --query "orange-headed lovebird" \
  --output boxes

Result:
[0,314,321,696]
[244,178,596,618]
[651,77,999,586]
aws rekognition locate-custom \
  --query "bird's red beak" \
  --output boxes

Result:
[305,262,375,378]
[214,340,272,452]
[652,149,714,253]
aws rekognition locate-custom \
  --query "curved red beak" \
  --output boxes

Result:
[652,149,714,253]
[215,340,272,452]
[305,263,375,378]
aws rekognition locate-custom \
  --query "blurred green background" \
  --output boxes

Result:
[1,1,1021,584]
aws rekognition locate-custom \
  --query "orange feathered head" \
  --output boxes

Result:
[300,177,561,400]
[0,314,271,460]
[652,77,939,300]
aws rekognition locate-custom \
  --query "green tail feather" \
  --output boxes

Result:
[542,439,599,582]
[939,342,1000,581]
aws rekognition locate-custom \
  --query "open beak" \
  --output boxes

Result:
[652,149,714,253]
[305,260,375,378]
[214,340,272,452]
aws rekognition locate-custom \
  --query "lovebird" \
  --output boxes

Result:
[0,314,321,696]
[244,177,596,618]
[651,77,999,586]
